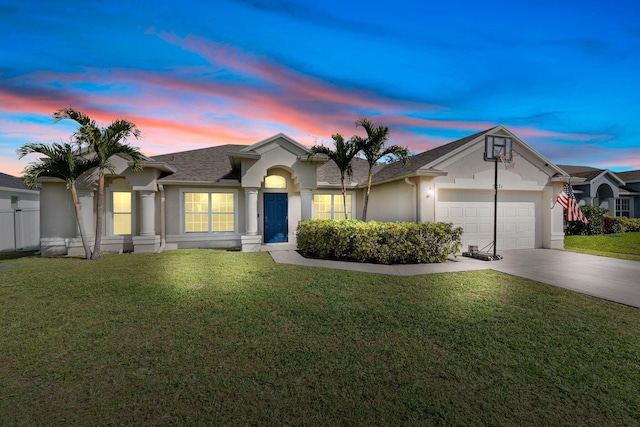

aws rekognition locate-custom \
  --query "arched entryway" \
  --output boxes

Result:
[595,183,614,209]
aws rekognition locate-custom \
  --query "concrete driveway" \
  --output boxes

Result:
[268,247,640,308]
[489,249,640,308]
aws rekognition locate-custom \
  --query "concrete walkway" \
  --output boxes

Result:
[266,245,640,308]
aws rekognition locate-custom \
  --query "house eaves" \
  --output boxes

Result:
[368,169,448,188]
[227,151,261,170]
[156,179,241,187]
[136,161,177,174]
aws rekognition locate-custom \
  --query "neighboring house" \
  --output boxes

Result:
[0,172,40,251]
[38,125,571,256]
[616,170,640,218]
[557,165,640,218]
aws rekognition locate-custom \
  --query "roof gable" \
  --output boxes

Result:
[239,133,311,157]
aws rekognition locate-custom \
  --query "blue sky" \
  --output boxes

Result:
[1,0,639,176]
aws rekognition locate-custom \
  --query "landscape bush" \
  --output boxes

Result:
[619,217,640,232]
[296,219,463,264]
[604,216,624,234]
[565,205,640,235]
[565,205,607,235]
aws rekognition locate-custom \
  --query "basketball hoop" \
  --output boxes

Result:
[484,135,513,162]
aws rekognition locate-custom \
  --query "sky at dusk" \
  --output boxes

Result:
[1,0,639,177]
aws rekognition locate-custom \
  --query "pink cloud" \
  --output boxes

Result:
[0,29,626,172]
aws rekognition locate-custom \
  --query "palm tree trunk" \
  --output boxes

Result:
[70,183,92,259]
[340,175,348,219]
[362,169,373,222]
[91,168,105,259]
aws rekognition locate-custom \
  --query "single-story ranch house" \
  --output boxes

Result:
[38,125,608,256]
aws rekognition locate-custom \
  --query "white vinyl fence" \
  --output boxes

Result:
[0,207,40,251]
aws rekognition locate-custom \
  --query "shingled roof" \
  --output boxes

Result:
[0,172,30,190]
[149,127,504,186]
[556,165,605,182]
[316,157,382,186]
[617,169,640,183]
[154,145,245,183]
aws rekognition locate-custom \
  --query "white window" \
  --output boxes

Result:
[113,192,132,235]
[313,194,352,220]
[184,192,235,232]
[616,198,631,218]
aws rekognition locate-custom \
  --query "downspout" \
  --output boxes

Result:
[156,184,166,253]
[404,178,417,223]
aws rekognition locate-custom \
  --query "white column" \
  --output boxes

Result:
[77,190,94,238]
[245,187,259,235]
[139,191,156,236]
[300,189,313,220]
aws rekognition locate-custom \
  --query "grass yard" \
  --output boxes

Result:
[1,250,639,426]
[564,232,640,261]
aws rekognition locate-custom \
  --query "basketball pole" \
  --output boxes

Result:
[493,157,498,259]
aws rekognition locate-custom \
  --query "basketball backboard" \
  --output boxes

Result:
[484,135,513,162]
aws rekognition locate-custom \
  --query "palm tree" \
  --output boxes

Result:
[18,143,100,259]
[309,134,360,219]
[54,108,144,259]
[353,118,410,222]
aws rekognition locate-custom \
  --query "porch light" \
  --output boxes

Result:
[426,187,434,198]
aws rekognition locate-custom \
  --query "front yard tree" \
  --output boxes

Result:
[309,134,360,219]
[353,118,409,222]
[53,108,144,259]
[18,143,100,259]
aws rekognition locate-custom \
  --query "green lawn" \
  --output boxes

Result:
[564,232,640,261]
[1,250,639,426]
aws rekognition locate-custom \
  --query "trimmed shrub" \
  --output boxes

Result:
[604,216,624,234]
[565,205,608,235]
[619,217,640,232]
[296,219,463,264]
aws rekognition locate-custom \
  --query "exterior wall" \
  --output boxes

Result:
[365,180,416,222]
[40,182,77,239]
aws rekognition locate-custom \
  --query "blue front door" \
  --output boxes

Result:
[264,193,288,243]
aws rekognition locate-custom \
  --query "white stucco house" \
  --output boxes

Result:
[38,125,571,256]
[0,172,40,251]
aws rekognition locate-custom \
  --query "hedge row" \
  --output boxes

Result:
[565,205,640,235]
[296,219,463,264]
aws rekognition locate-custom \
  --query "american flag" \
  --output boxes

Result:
[556,183,588,223]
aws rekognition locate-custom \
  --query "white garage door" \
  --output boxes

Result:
[435,190,538,251]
